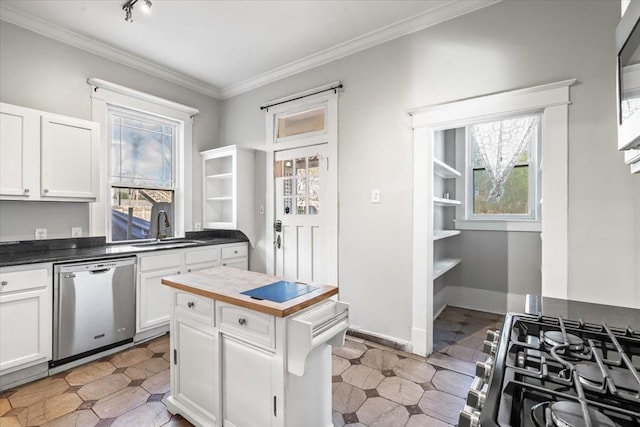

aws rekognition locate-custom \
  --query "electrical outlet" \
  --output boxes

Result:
[195,223,202,231]
[371,189,381,203]
[34,228,47,240]
[71,227,82,237]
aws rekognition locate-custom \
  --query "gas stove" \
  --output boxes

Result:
[459,311,640,426]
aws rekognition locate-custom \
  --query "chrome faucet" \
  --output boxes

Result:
[156,210,170,240]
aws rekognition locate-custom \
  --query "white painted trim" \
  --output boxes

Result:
[0,1,501,100]
[88,79,199,115]
[454,219,541,232]
[0,5,221,99]
[349,326,412,351]
[446,286,528,315]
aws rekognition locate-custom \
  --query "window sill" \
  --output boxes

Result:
[454,219,541,232]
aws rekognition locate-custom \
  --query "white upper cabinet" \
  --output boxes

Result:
[0,103,100,202]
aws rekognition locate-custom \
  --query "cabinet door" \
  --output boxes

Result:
[221,335,273,427]
[0,288,52,373]
[173,313,217,424]
[0,104,39,198]
[40,114,99,200]
[138,267,180,332]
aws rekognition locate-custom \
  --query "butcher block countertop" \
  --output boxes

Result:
[161,266,338,317]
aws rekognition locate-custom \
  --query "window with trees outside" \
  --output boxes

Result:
[109,107,177,241]
[467,114,540,219]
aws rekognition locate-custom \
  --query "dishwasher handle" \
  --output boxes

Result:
[89,268,112,274]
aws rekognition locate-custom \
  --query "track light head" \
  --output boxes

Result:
[123,0,152,23]
[141,0,152,14]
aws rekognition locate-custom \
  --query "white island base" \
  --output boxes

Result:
[161,267,349,427]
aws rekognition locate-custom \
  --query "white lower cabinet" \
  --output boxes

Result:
[0,263,52,375]
[221,335,273,427]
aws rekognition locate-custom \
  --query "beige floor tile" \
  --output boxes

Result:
[142,371,170,394]
[392,358,436,383]
[126,358,170,381]
[434,319,463,332]
[360,349,399,371]
[8,378,70,409]
[332,341,368,360]
[435,310,467,323]
[77,373,131,401]
[356,397,409,427]
[332,356,351,377]
[405,413,452,427]
[40,409,99,427]
[342,365,385,390]
[426,352,475,376]
[0,417,22,427]
[110,348,154,368]
[444,344,487,364]
[417,389,465,425]
[147,339,170,355]
[455,333,487,352]
[432,370,474,398]
[376,376,424,406]
[111,401,171,427]
[65,362,115,386]
[332,411,345,427]
[92,386,150,419]
[21,392,82,426]
[331,382,366,414]
[161,416,194,427]
[0,399,10,417]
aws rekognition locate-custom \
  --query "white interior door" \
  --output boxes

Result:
[273,144,327,284]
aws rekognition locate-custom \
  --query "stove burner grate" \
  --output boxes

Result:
[543,330,585,352]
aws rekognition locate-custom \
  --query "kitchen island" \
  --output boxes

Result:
[161,267,348,427]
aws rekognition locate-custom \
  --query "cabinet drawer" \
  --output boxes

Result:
[221,244,248,260]
[140,252,182,272]
[0,265,50,294]
[175,291,214,325]
[185,247,219,266]
[218,302,274,349]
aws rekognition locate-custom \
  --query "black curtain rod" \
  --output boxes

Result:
[260,84,343,111]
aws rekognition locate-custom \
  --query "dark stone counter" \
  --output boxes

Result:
[525,295,640,330]
[0,230,249,267]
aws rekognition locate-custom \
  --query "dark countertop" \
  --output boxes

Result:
[525,295,640,331]
[0,230,249,267]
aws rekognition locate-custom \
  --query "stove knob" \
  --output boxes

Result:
[486,329,499,342]
[483,339,497,356]
[467,384,487,410]
[475,357,493,381]
[458,407,481,427]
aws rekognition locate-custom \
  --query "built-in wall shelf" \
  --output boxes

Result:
[433,258,462,280]
[433,197,461,206]
[433,230,461,241]
[433,158,461,178]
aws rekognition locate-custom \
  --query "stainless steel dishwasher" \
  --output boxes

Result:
[52,257,136,366]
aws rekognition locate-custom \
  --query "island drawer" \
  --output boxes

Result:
[175,291,214,325]
[218,302,274,349]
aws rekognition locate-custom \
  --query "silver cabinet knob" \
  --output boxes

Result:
[458,408,480,427]
[187,301,194,308]
[43,189,49,193]
[0,281,7,287]
[238,318,246,326]
[187,268,192,273]
[234,250,238,254]
[23,188,29,194]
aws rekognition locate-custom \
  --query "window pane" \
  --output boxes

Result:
[111,187,174,241]
[277,107,326,139]
[473,166,529,214]
[296,197,306,215]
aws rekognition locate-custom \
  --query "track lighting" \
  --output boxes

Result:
[122,0,152,23]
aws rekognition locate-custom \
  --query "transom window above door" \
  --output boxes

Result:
[275,107,326,140]
[274,155,320,215]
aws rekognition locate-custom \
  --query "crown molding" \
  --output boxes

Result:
[219,0,502,99]
[0,4,222,99]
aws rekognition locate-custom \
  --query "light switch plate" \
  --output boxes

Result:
[35,228,47,240]
[195,223,202,231]
[71,227,82,237]
[371,189,381,203]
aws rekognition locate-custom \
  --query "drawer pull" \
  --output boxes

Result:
[234,250,238,254]
[0,281,7,287]
[23,188,29,194]
[187,301,195,308]
[43,189,49,193]
[238,318,247,326]
[187,268,192,273]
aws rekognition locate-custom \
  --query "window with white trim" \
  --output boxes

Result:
[466,114,541,220]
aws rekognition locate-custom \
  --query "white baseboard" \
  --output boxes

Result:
[411,327,427,357]
[349,326,413,353]
[445,286,528,315]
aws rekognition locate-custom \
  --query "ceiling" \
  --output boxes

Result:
[0,0,498,99]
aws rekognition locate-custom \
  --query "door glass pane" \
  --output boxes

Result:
[309,197,319,215]
[283,160,293,177]
[283,178,293,197]
[296,177,306,196]
[295,158,306,175]
[277,107,326,139]
[284,197,292,215]
[296,198,306,215]
[308,155,320,174]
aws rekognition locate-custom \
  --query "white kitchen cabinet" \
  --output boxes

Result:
[0,102,100,202]
[202,146,255,245]
[185,247,219,273]
[221,334,273,427]
[0,263,52,375]
[219,242,249,270]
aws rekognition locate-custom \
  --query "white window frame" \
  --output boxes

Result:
[464,113,542,225]
[88,78,198,241]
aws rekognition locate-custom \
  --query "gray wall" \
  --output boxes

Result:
[0,22,221,241]
[220,0,640,343]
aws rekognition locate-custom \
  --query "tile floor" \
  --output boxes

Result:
[0,306,503,427]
